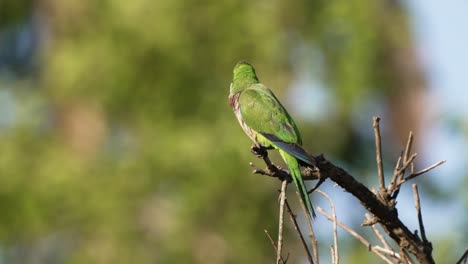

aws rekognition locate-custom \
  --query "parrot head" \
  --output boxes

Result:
[230,61,259,94]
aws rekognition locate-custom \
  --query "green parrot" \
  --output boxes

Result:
[229,61,317,219]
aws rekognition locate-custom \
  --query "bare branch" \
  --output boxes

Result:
[316,190,338,264]
[317,207,393,264]
[403,160,446,183]
[265,230,279,257]
[285,200,314,264]
[373,246,401,259]
[265,229,288,264]
[388,132,415,199]
[296,191,319,264]
[249,117,442,264]
[396,153,418,176]
[412,184,427,243]
[456,248,468,264]
[390,153,417,200]
[404,131,414,165]
[374,251,395,264]
[400,247,414,264]
[365,214,393,251]
[330,246,336,264]
[389,153,403,189]
[373,116,385,190]
[364,214,404,263]
[277,180,288,264]
[396,131,414,189]
[312,154,435,263]
[250,162,290,181]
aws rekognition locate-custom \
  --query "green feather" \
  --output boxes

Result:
[279,149,316,219]
[239,85,302,144]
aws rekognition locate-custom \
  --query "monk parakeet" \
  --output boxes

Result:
[229,61,316,219]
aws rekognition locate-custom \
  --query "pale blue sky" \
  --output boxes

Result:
[406,0,468,186]
[402,0,468,250]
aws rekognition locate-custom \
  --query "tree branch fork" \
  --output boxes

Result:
[250,117,445,264]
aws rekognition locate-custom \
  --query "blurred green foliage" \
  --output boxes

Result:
[0,0,461,263]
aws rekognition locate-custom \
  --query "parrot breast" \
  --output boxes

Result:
[229,92,257,142]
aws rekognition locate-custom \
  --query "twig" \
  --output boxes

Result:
[390,153,417,199]
[265,229,287,264]
[365,214,409,263]
[403,131,414,165]
[296,191,319,264]
[389,153,403,190]
[316,190,338,264]
[388,132,415,200]
[330,246,336,264]
[365,214,393,251]
[285,199,314,264]
[317,207,393,264]
[277,180,288,264]
[250,162,289,181]
[403,160,446,183]
[400,247,413,264]
[372,225,392,251]
[373,117,385,191]
[399,132,414,185]
[391,159,446,197]
[373,246,401,259]
[374,250,395,264]
[397,154,418,175]
[456,248,468,264]
[412,184,427,242]
[265,229,279,255]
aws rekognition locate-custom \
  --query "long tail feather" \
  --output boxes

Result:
[279,150,316,219]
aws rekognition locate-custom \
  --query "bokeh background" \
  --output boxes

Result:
[0,0,466,263]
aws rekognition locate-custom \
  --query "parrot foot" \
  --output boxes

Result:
[249,162,292,183]
[250,143,271,158]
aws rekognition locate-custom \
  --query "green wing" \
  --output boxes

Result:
[239,84,315,166]
[239,83,301,144]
